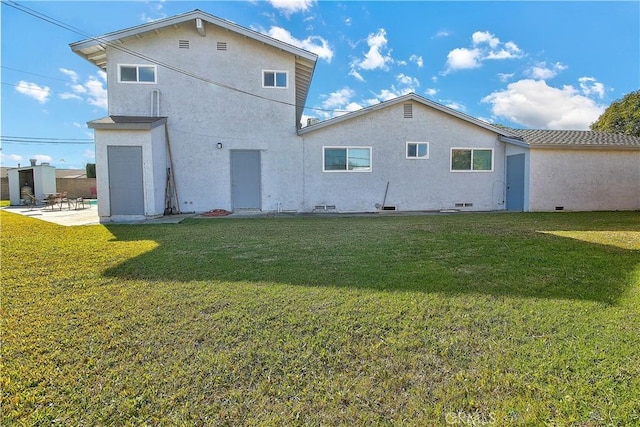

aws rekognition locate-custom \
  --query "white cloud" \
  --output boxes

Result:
[1,153,24,164]
[482,79,605,130]
[366,86,414,104]
[445,48,482,72]
[349,68,365,82]
[527,62,567,80]
[83,149,95,159]
[15,81,51,103]
[578,77,605,99]
[444,31,522,74]
[355,29,393,71]
[266,26,333,62]
[34,154,53,164]
[85,74,108,109]
[425,88,438,97]
[267,0,315,15]
[59,92,83,101]
[321,87,355,109]
[140,0,167,22]
[439,100,466,112]
[396,73,420,89]
[58,69,106,108]
[409,54,424,68]
[344,17,352,26]
[497,73,515,83]
[472,31,500,48]
[59,68,79,83]
[434,30,450,38]
[71,84,87,94]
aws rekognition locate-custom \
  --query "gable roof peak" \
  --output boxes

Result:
[299,92,516,137]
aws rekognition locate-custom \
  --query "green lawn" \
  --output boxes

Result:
[2,211,639,425]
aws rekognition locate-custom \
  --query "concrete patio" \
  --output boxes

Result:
[1,202,195,226]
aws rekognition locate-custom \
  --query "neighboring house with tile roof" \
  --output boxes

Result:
[71,10,639,222]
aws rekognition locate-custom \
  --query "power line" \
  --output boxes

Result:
[1,136,94,145]
[1,65,71,83]
[3,0,347,115]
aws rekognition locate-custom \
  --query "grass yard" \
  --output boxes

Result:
[1,210,639,425]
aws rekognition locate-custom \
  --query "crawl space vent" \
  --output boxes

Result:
[178,40,190,49]
[217,41,228,51]
[403,103,413,119]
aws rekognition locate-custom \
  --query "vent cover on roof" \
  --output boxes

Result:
[179,40,190,49]
[404,103,413,119]
[217,41,228,51]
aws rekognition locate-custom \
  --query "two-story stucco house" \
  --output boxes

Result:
[71,10,640,222]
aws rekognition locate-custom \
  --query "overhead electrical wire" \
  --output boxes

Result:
[0,136,94,144]
[3,0,349,114]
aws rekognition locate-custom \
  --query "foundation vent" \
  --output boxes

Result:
[178,40,190,49]
[314,205,336,211]
[455,202,473,208]
[555,206,565,211]
[381,205,397,211]
[217,41,228,51]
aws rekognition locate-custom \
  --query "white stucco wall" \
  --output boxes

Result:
[301,102,507,212]
[529,148,640,211]
[94,127,167,221]
[104,21,303,213]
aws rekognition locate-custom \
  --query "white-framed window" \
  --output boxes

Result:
[263,70,288,88]
[406,142,429,159]
[118,64,157,83]
[323,146,371,172]
[450,148,493,172]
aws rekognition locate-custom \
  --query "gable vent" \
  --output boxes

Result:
[403,103,413,119]
[179,40,190,49]
[217,41,228,51]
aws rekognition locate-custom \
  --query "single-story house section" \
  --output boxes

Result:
[501,130,640,212]
[70,10,640,222]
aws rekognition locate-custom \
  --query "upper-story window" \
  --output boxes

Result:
[263,70,288,88]
[406,142,429,159]
[118,64,157,84]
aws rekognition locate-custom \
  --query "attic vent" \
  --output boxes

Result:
[179,40,190,49]
[403,103,413,119]
[217,41,228,51]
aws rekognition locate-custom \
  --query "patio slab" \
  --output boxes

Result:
[2,204,101,226]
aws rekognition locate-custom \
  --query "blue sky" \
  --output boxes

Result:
[1,0,638,170]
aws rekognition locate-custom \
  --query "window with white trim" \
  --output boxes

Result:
[323,147,371,172]
[118,64,157,83]
[450,148,493,172]
[263,70,288,88]
[406,142,429,159]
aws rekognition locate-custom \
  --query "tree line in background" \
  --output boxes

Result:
[590,90,640,137]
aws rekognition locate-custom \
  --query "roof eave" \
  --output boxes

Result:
[70,10,317,69]
[529,143,640,151]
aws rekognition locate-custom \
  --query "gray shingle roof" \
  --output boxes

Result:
[509,129,640,148]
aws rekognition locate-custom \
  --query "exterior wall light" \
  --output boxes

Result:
[217,143,223,149]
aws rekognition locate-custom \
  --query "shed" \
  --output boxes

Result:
[7,161,57,205]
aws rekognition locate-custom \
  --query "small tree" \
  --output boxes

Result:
[590,90,640,136]
[86,163,96,178]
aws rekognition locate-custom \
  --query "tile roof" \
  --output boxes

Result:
[509,129,640,148]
